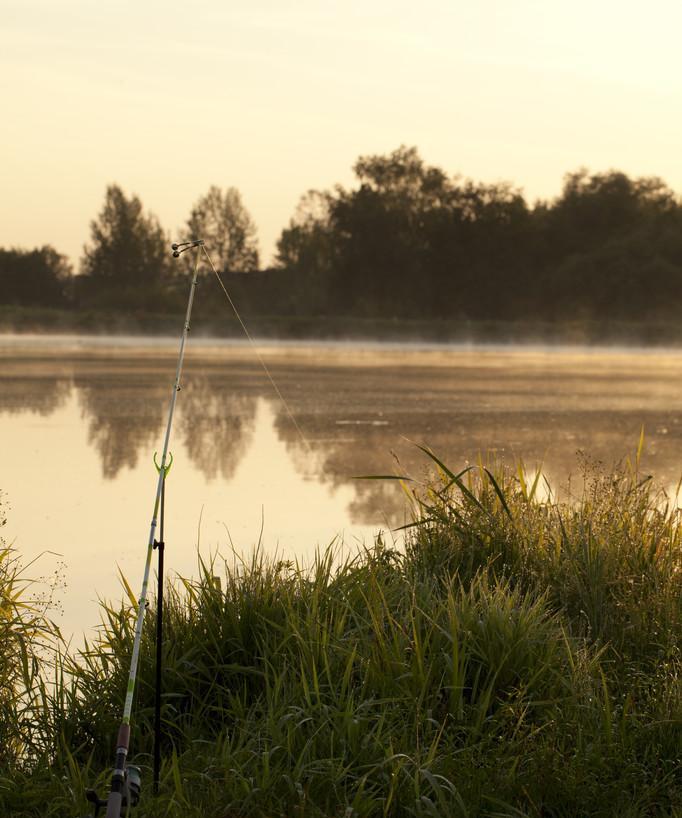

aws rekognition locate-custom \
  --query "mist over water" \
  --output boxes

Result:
[3,335,682,642]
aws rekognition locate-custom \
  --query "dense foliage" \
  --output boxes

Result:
[2,149,682,328]
[274,147,682,322]
[2,455,681,817]
[0,246,72,307]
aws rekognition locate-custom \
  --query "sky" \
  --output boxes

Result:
[2,0,682,269]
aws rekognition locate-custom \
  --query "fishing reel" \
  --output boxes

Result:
[171,239,204,257]
[82,765,142,818]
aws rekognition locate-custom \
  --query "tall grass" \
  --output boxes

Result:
[0,498,61,781]
[3,454,682,817]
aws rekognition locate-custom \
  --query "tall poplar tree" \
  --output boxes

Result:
[185,186,259,273]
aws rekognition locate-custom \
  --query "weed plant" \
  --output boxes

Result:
[2,453,681,817]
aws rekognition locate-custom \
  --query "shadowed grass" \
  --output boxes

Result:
[2,454,682,817]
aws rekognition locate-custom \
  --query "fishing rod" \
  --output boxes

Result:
[82,239,203,818]
[81,237,313,817]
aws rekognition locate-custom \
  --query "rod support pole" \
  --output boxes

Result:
[152,471,166,796]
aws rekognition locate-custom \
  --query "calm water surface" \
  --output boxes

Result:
[3,334,682,641]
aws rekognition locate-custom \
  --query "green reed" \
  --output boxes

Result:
[3,453,682,817]
[0,509,62,777]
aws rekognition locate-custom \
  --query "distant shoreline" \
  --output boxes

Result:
[2,305,682,347]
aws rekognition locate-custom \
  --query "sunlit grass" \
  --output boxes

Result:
[2,452,681,817]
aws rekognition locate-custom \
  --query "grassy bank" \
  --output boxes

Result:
[2,454,681,817]
[5,305,682,346]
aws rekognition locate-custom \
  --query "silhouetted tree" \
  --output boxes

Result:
[8,154,682,329]
[273,150,682,325]
[323,146,453,316]
[276,146,532,319]
[80,185,171,309]
[185,186,259,273]
[536,170,682,320]
[0,246,73,307]
[275,191,335,314]
[545,170,677,255]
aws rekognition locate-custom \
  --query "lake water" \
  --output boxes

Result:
[3,334,682,642]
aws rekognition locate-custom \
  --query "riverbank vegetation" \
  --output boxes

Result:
[2,453,681,816]
[0,510,61,774]
[3,147,682,339]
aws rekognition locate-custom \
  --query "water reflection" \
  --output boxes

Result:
[267,349,682,523]
[76,375,166,479]
[276,402,682,523]
[2,342,682,521]
[177,378,257,481]
[0,374,70,416]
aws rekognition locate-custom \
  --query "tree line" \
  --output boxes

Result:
[4,146,682,324]
[0,184,260,313]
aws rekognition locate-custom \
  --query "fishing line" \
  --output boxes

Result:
[200,244,314,458]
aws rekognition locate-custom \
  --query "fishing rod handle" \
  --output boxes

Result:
[105,724,130,818]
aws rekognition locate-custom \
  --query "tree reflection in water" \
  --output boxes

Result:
[177,376,257,481]
[4,345,682,528]
[0,375,71,416]
[76,374,166,479]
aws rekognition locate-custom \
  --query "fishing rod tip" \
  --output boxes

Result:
[170,239,204,257]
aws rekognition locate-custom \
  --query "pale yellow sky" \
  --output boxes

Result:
[2,0,681,268]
